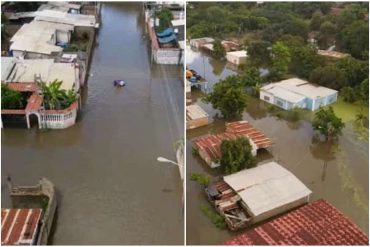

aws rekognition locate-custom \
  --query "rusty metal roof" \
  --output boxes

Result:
[194,121,273,161]
[226,121,273,148]
[224,199,369,245]
[1,208,42,245]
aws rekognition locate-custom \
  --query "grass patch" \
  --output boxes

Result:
[190,173,210,186]
[331,98,368,123]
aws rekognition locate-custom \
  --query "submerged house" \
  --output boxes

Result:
[260,78,338,111]
[206,162,312,231]
[224,199,369,245]
[226,50,247,65]
[193,121,272,168]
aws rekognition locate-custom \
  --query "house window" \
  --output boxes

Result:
[264,96,270,101]
[276,100,284,107]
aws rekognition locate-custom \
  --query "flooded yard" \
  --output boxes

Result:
[186,46,369,245]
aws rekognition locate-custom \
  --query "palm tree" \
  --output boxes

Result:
[38,80,77,110]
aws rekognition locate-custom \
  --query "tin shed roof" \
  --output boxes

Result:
[1,208,42,245]
[223,162,312,217]
[224,199,369,245]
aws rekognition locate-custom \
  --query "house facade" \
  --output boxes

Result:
[260,78,338,111]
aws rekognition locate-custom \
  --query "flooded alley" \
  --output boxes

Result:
[2,3,183,245]
[186,46,369,245]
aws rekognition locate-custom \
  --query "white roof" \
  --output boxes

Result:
[190,37,214,43]
[223,162,312,217]
[226,50,247,58]
[261,78,337,101]
[10,20,73,55]
[202,43,214,51]
[38,2,81,12]
[171,19,185,27]
[1,57,16,81]
[187,104,208,120]
[34,10,96,27]
[5,59,78,91]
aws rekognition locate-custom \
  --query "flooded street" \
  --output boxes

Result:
[186,46,369,245]
[2,3,183,245]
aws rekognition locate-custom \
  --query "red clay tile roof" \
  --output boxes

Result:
[194,121,273,161]
[7,83,39,92]
[223,199,369,245]
[1,208,42,245]
[25,94,43,112]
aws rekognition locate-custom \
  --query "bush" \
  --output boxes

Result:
[200,204,226,229]
[341,87,356,103]
[190,173,210,187]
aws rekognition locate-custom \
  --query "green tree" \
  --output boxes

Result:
[312,106,345,141]
[240,67,262,87]
[289,44,323,78]
[202,76,247,119]
[309,65,348,90]
[1,84,24,109]
[335,57,368,88]
[310,10,323,31]
[359,78,369,104]
[212,40,225,59]
[340,87,356,103]
[338,20,369,59]
[247,40,271,66]
[317,21,336,49]
[155,8,173,32]
[271,41,291,78]
[220,137,256,174]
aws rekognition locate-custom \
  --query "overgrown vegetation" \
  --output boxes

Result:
[1,84,25,109]
[190,173,210,187]
[200,204,226,229]
[38,80,77,110]
[220,137,256,174]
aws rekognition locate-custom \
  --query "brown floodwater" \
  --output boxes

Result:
[186,46,369,245]
[1,3,184,245]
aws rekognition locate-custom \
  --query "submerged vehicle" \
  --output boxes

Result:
[114,80,126,87]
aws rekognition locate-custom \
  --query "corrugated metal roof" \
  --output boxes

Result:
[223,162,312,217]
[194,121,272,161]
[224,199,369,245]
[1,208,42,245]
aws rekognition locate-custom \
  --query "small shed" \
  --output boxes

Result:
[186,104,209,129]
[223,162,312,224]
[189,37,214,48]
[226,50,247,65]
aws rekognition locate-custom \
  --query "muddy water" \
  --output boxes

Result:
[2,3,183,245]
[186,46,369,245]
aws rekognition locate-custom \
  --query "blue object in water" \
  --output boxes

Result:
[157,33,177,44]
[114,80,126,87]
[156,28,174,38]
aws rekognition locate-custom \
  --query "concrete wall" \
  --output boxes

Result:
[153,48,183,65]
[56,30,71,43]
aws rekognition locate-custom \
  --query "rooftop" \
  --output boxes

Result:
[226,50,247,58]
[224,199,369,245]
[318,49,350,59]
[38,2,81,12]
[262,78,337,100]
[10,20,73,55]
[1,208,42,245]
[223,162,312,217]
[3,58,78,91]
[34,10,96,27]
[171,19,185,26]
[186,104,208,121]
[194,121,273,161]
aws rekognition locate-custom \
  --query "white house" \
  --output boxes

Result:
[260,78,338,111]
